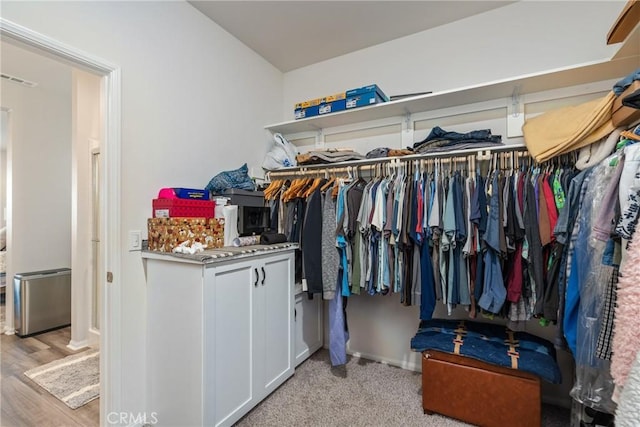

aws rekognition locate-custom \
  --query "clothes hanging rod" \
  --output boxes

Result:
[267,163,380,178]
[266,145,532,179]
[266,143,529,176]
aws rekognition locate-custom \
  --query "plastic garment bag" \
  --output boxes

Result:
[568,159,618,421]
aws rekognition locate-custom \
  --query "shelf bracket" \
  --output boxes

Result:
[315,129,325,149]
[477,150,492,162]
[401,112,414,148]
[507,86,524,138]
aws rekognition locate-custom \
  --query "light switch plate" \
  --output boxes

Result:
[129,230,141,251]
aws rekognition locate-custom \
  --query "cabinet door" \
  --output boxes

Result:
[254,252,294,399]
[204,260,256,427]
[295,292,323,366]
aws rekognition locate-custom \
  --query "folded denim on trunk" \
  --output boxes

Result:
[411,318,562,384]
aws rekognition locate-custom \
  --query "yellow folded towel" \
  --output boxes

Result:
[523,92,616,163]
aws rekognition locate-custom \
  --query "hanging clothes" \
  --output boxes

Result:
[270,147,605,345]
[302,183,324,296]
[321,183,339,300]
[335,182,351,297]
[566,155,620,414]
[478,171,507,314]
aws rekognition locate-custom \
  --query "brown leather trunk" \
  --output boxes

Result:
[421,350,541,427]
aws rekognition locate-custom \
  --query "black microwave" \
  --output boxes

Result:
[221,189,270,237]
[237,205,270,236]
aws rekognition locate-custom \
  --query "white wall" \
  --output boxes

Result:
[0,47,72,275]
[283,1,623,119]
[2,0,282,421]
[287,0,627,409]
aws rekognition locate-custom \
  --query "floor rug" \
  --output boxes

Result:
[24,349,99,409]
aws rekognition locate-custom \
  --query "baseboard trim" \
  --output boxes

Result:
[67,339,89,351]
[345,349,422,372]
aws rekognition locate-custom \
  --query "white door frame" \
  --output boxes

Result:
[0,18,121,425]
[88,142,102,347]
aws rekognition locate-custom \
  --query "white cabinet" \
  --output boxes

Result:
[145,249,294,427]
[294,291,323,366]
[204,259,254,426]
[254,255,294,398]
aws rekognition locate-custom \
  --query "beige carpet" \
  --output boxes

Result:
[236,349,570,426]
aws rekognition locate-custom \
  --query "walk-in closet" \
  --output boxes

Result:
[1,1,639,426]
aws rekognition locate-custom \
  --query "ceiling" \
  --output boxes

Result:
[188,1,515,72]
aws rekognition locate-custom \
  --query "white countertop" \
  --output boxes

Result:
[141,242,298,265]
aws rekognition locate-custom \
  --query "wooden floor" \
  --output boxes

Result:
[0,301,99,427]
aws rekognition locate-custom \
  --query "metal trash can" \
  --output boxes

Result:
[14,268,71,337]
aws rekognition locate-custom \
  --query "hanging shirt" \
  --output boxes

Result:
[422,172,430,236]
[367,179,382,295]
[444,175,457,309]
[302,186,323,295]
[357,180,375,290]
[453,172,469,305]
[429,168,441,229]
[400,173,414,305]
[513,171,526,230]
[462,176,475,256]
[474,173,487,303]
[335,183,351,297]
[384,179,396,293]
[321,188,339,300]
[524,173,545,316]
[478,172,507,314]
[552,169,565,210]
[393,173,406,293]
[429,170,443,300]
[374,178,391,292]
[538,174,552,247]
[439,176,450,308]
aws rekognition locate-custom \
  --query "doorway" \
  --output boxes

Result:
[0,18,121,426]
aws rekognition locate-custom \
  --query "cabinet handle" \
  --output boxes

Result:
[261,267,266,285]
[254,268,259,287]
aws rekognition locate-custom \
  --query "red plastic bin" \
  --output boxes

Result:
[152,198,215,218]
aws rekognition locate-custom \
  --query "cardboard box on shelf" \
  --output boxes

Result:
[147,217,224,252]
[294,104,320,120]
[294,91,347,119]
[294,97,322,119]
[319,93,347,115]
[294,85,389,118]
[345,84,389,110]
